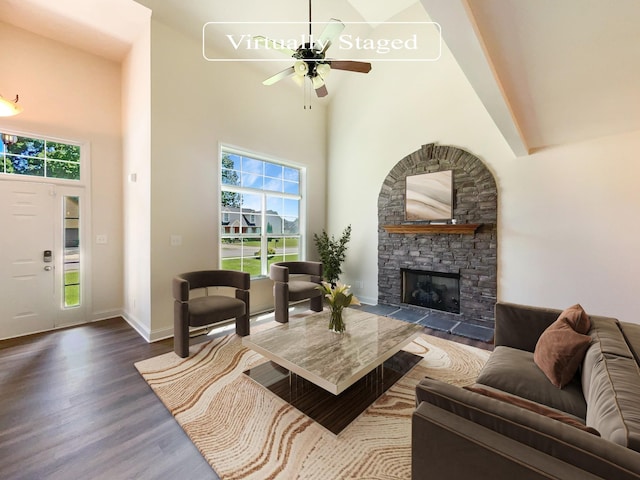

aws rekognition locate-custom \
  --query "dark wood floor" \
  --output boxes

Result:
[0,318,218,480]
[0,316,491,480]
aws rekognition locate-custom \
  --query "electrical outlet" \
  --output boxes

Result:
[96,234,108,244]
[170,235,182,246]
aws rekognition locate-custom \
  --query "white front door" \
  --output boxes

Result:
[0,180,86,339]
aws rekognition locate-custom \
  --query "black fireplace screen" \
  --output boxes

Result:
[401,269,460,314]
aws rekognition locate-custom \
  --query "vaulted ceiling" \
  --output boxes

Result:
[1,0,638,156]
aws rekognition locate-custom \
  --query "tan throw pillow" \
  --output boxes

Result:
[534,317,591,388]
[559,304,591,334]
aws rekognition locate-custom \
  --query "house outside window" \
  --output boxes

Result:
[220,148,302,278]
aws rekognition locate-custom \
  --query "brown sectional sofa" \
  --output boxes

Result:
[412,302,640,479]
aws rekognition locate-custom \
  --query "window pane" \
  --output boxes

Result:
[240,193,261,235]
[48,160,80,180]
[283,198,299,234]
[241,193,261,211]
[6,156,44,176]
[265,213,282,234]
[6,136,45,157]
[220,237,242,270]
[223,153,241,170]
[221,168,241,186]
[263,176,283,192]
[242,157,263,174]
[284,167,299,182]
[267,236,300,270]
[264,162,283,179]
[266,196,284,234]
[64,196,80,307]
[283,181,299,194]
[241,237,261,276]
[241,172,263,189]
[46,141,80,162]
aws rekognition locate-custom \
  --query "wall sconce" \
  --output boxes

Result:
[0,94,23,117]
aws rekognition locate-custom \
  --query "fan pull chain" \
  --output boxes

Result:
[304,77,312,109]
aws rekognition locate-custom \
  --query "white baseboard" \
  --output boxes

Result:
[121,311,152,342]
[358,295,378,306]
[90,309,123,322]
[149,326,174,343]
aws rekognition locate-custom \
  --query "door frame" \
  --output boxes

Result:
[0,131,92,333]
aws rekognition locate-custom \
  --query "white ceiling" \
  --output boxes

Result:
[1,0,638,155]
[464,0,640,152]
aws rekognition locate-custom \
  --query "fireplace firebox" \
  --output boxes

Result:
[401,269,460,314]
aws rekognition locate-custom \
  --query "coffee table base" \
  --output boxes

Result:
[243,350,422,435]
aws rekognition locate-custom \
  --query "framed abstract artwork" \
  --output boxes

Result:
[405,170,453,221]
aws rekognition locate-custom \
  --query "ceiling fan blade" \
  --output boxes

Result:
[315,19,345,54]
[329,60,372,74]
[254,36,296,57]
[315,84,328,98]
[263,66,296,86]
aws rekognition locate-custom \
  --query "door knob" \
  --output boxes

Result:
[44,266,52,271]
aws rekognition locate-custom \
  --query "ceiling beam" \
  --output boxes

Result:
[420,0,529,156]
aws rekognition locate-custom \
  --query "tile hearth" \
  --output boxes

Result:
[359,303,494,343]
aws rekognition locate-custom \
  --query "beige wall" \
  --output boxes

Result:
[326,7,640,324]
[0,21,124,321]
[146,20,327,340]
[498,129,640,321]
[122,16,152,337]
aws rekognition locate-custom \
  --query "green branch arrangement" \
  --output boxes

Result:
[313,224,352,285]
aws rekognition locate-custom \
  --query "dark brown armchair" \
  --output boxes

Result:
[269,261,323,323]
[173,270,250,358]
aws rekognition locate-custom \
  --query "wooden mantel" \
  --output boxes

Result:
[382,223,481,235]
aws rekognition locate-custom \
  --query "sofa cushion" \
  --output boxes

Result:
[582,342,640,451]
[477,346,587,418]
[533,317,592,388]
[590,316,633,358]
[618,321,640,364]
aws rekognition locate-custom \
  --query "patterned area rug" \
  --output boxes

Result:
[135,326,490,480]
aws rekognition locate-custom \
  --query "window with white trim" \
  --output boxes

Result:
[1,133,81,180]
[220,148,302,278]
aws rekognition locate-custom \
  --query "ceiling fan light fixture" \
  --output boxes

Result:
[0,94,23,117]
[258,2,371,100]
[294,61,309,77]
[311,75,325,89]
[316,63,331,78]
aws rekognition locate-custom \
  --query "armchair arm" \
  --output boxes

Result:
[270,264,289,283]
[173,276,190,302]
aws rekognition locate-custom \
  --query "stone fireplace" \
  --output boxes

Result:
[377,144,497,330]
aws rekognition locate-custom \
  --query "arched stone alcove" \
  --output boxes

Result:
[377,143,497,330]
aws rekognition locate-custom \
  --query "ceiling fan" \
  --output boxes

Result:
[257,0,372,98]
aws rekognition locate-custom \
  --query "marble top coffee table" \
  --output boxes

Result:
[242,308,423,395]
